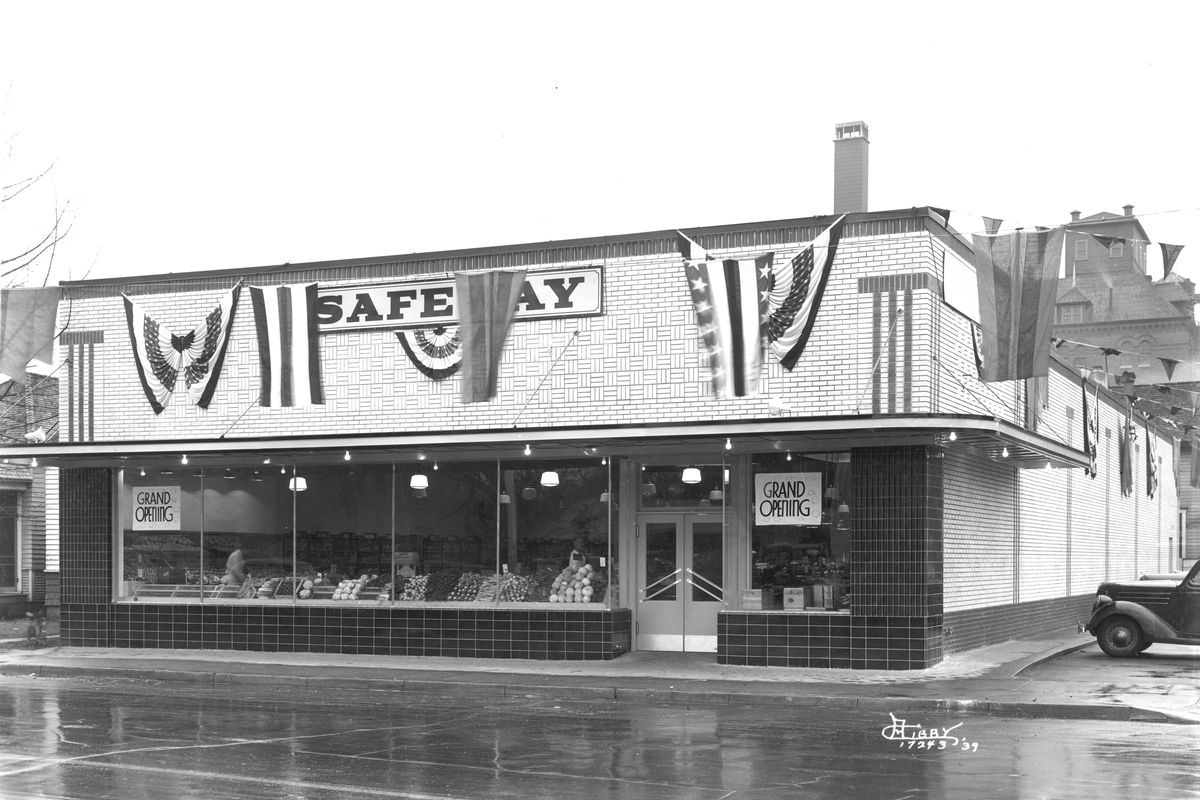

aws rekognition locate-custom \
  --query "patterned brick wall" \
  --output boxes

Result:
[58,213,993,445]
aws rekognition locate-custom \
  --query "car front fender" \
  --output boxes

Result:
[1086,601,1179,641]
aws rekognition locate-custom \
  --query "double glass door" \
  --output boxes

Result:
[636,513,724,652]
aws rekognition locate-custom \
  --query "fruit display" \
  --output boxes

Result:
[474,575,499,602]
[498,573,534,601]
[397,574,429,601]
[422,570,463,601]
[549,564,606,603]
[447,572,484,601]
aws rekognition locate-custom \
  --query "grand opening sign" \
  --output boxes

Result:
[754,473,822,526]
[132,486,181,531]
[316,266,603,332]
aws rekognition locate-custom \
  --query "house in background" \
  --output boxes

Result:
[0,374,58,618]
[1050,205,1199,570]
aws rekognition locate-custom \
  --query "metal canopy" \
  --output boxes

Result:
[0,414,1087,472]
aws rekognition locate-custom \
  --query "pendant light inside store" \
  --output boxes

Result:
[522,486,537,500]
[682,467,702,484]
[288,476,307,492]
[410,474,429,490]
[540,470,559,487]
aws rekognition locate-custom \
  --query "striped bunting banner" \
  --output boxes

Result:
[678,233,772,398]
[250,283,324,407]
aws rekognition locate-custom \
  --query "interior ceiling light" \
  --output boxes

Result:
[499,491,511,505]
[263,457,271,465]
[417,452,427,461]
[160,467,174,475]
[288,476,307,492]
[641,481,657,496]
[725,438,732,450]
[251,471,263,481]
[410,474,429,490]
[708,487,724,502]
[540,470,559,487]
[522,486,538,500]
[682,467,702,484]
[223,468,235,480]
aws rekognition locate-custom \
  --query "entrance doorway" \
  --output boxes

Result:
[636,513,725,652]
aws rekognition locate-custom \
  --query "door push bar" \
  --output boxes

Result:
[639,568,682,603]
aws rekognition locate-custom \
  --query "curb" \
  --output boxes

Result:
[1,662,1192,725]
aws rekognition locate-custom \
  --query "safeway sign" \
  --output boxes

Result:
[316,266,603,332]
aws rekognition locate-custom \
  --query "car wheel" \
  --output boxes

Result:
[1097,616,1143,658]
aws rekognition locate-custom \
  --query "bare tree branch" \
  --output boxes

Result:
[1,162,54,202]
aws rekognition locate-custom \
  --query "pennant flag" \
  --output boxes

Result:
[1090,234,1125,252]
[1082,377,1098,479]
[1145,418,1158,498]
[676,231,709,262]
[982,217,1003,235]
[681,248,773,399]
[766,216,846,370]
[396,325,462,380]
[0,287,61,384]
[124,283,242,414]
[972,227,1065,382]
[250,283,324,407]
[1160,242,1184,278]
[455,269,525,403]
[1101,347,1122,356]
[1119,407,1134,497]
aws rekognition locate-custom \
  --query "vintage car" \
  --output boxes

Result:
[1084,559,1200,657]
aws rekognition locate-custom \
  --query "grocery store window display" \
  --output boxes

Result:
[118,465,292,601]
[496,459,614,605]
[750,452,852,612]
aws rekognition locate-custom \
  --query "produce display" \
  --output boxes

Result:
[422,570,463,601]
[398,574,429,601]
[447,572,484,600]
[549,563,603,603]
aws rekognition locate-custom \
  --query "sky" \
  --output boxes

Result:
[1,1,1198,286]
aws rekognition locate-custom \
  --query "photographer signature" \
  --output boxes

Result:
[881,712,979,751]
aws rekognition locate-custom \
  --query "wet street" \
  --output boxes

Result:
[0,676,1196,800]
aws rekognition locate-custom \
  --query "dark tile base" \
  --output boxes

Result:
[62,604,631,660]
[944,595,1092,654]
[717,612,943,669]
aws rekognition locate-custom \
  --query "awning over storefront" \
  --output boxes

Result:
[0,414,1088,471]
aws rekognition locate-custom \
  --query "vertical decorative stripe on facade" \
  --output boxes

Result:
[60,331,103,442]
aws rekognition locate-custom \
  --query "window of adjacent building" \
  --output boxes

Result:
[1074,240,1088,260]
[1109,241,1124,258]
[750,452,851,612]
[1057,304,1089,324]
[0,491,18,591]
[115,458,616,607]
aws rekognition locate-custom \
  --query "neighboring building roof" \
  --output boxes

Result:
[1057,286,1092,304]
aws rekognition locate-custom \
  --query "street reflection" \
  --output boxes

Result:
[0,681,1195,800]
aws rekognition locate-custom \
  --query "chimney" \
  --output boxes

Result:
[833,121,869,214]
[1123,204,1135,217]
[1070,210,1081,222]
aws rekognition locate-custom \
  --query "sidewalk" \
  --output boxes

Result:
[1,631,1197,725]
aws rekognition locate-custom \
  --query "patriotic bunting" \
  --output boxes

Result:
[396,326,462,380]
[250,283,324,407]
[972,227,1065,382]
[0,287,61,384]
[678,236,772,399]
[1119,406,1134,497]
[767,216,846,370]
[455,269,525,403]
[1082,376,1098,479]
[124,283,242,414]
[1145,417,1159,498]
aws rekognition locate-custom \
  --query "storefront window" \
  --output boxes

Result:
[498,460,612,605]
[117,457,621,606]
[750,452,852,612]
[639,464,724,509]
